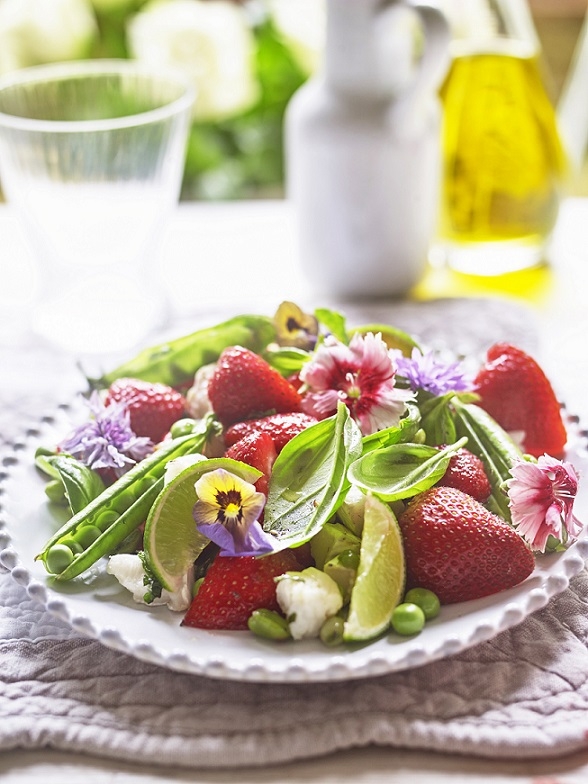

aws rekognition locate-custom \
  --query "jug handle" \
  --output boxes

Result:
[558,10,588,173]
[387,1,450,138]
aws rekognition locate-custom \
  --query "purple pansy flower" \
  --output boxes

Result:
[193,468,276,557]
[59,391,153,476]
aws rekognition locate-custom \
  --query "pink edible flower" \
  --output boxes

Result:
[507,455,582,552]
[299,332,413,436]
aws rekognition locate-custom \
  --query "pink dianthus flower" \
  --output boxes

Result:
[507,454,582,552]
[299,332,413,436]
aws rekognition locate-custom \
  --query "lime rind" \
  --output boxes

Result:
[144,457,262,592]
[343,493,405,642]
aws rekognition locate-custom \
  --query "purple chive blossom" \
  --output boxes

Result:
[395,347,473,396]
[59,391,153,476]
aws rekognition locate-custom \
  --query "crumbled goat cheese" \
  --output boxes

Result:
[276,567,343,640]
[107,553,193,612]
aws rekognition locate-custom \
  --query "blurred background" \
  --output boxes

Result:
[0,0,585,202]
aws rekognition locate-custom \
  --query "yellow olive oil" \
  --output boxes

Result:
[438,45,567,268]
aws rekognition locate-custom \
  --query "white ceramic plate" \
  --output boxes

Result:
[2,401,588,683]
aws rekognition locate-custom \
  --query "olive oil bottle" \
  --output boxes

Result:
[436,1,568,274]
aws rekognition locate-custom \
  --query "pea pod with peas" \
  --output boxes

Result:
[36,415,217,580]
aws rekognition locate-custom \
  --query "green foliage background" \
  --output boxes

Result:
[91,3,308,201]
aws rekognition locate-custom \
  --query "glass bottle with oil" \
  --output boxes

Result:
[436,0,568,274]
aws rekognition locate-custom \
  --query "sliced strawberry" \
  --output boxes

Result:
[224,431,277,497]
[208,346,302,427]
[224,412,318,453]
[436,446,491,502]
[398,486,535,604]
[182,550,300,631]
[473,343,567,459]
[105,377,186,443]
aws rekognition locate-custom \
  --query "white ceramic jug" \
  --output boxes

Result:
[285,0,450,299]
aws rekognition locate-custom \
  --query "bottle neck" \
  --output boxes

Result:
[441,0,540,54]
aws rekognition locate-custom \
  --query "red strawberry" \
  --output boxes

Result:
[398,486,535,604]
[182,550,300,630]
[224,431,277,497]
[474,343,567,459]
[105,378,186,443]
[436,446,491,502]
[208,346,302,427]
[224,412,318,453]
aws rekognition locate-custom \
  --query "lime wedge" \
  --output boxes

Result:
[144,457,261,592]
[352,324,419,356]
[343,493,405,642]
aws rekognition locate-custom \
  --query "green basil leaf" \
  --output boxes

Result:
[314,307,348,343]
[264,402,362,546]
[45,454,106,514]
[347,438,467,502]
[419,394,457,446]
[263,345,311,376]
[361,403,421,454]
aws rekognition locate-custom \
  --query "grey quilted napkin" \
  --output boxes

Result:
[2,298,588,770]
[3,570,588,768]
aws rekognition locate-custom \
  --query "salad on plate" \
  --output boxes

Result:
[32,301,583,648]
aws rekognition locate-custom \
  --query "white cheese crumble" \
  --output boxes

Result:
[276,567,343,640]
[107,553,193,612]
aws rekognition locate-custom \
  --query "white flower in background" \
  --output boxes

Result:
[0,0,97,75]
[127,0,259,122]
[266,0,325,75]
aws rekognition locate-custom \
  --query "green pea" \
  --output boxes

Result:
[95,510,119,532]
[134,476,155,497]
[319,615,345,647]
[170,418,198,438]
[45,544,75,574]
[337,548,360,570]
[58,536,84,555]
[404,587,441,620]
[248,609,291,641]
[391,603,426,636]
[44,479,67,505]
[73,525,103,548]
[112,489,137,513]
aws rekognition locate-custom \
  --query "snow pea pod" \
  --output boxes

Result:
[43,454,106,515]
[37,417,216,580]
[452,399,524,522]
[96,314,276,389]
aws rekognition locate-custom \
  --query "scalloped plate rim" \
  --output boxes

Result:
[1,399,588,683]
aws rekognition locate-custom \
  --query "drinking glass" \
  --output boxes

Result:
[0,60,195,355]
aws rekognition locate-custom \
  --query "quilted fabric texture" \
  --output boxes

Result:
[2,299,588,769]
[2,571,588,768]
